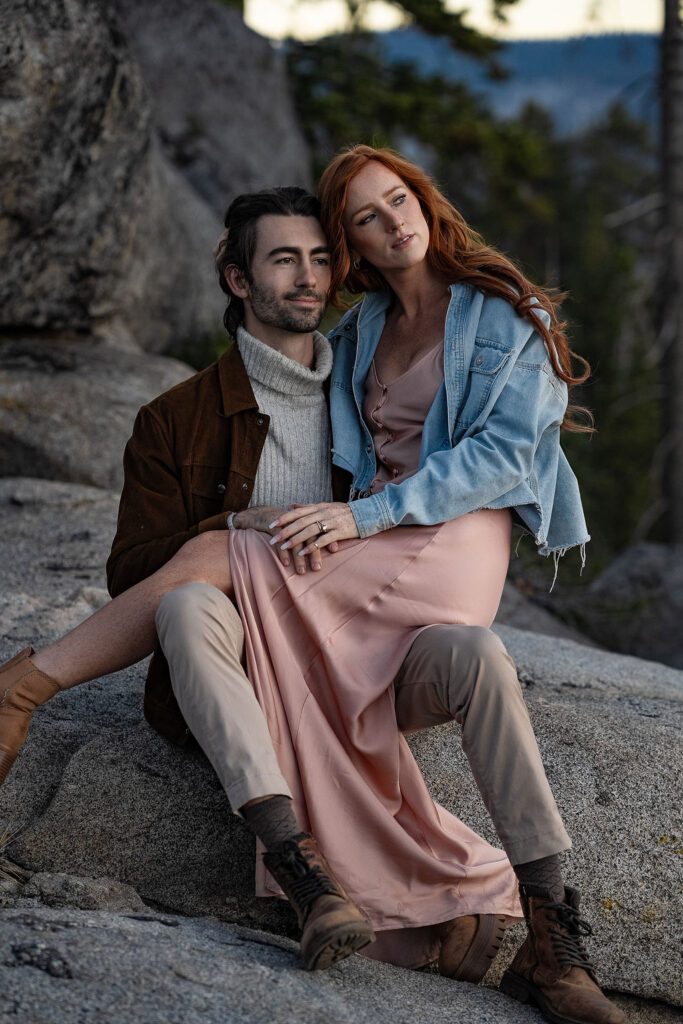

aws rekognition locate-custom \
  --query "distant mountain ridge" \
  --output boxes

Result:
[377,30,658,134]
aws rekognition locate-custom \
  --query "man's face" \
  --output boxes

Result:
[241,215,331,335]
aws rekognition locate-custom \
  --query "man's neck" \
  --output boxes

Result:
[241,315,316,369]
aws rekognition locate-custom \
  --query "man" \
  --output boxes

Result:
[103,187,620,1024]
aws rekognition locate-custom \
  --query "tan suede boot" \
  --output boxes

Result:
[437,913,509,983]
[500,886,626,1024]
[263,833,375,970]
[0,647,61,787]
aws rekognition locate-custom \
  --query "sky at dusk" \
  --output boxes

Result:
[245,0,661,41]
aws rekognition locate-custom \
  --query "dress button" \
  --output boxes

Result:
[217,483,226,495]
[393,468,399,477]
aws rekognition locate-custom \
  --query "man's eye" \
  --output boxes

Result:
[277,257,294,264]
[315,257,330,266]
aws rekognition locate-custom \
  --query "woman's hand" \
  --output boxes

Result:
[269,502,359,556]
[233,505,328,572]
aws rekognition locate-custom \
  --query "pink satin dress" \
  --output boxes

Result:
[229,341,519,968]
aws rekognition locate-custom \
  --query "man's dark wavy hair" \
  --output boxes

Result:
[215,187,321,337]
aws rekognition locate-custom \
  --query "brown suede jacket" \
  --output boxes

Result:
[106,341,350,745]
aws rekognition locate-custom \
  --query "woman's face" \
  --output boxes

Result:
[343,161,430,275]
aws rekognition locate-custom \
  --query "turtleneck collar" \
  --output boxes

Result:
[236,326,333,396]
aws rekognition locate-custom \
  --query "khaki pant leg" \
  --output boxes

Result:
[155,581,291,812]
[393,624,571,864]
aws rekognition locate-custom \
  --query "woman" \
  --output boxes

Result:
[0,148,623,1024]
[227,146,621,1024]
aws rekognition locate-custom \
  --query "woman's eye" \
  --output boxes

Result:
[393,193,406,205]
[358,213,375,226]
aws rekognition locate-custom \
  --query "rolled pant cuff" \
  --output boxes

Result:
[505,826,572,866]
[226,773,293,817]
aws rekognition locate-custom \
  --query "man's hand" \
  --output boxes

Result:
[269,502,359,557]
[232,505,338,573]
[232,506,288,535]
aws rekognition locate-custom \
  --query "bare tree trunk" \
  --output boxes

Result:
[660,0,683,541]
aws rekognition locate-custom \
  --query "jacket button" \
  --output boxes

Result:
[476,355,483,365]
[256,416,264,426]
[217,483,226,495]
[366,444,372,453]
[242,482,249,491]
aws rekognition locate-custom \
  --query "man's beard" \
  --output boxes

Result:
[247,282,326,333]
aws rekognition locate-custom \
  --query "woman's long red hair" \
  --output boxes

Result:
[318,144,591,432]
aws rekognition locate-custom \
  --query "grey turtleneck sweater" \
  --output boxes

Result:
[236,326,334,509]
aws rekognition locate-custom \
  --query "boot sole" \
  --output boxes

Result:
[500,968,597,1024]
[0,750,16,788]
[303,921,376,971]
[451,914,509,984]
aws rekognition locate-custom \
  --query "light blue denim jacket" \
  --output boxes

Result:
[327,282,589,560]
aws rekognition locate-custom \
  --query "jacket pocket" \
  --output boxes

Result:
[188,464,228,523]
[457,339,512,427]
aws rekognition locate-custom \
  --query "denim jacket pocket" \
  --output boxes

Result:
[456,339,513,427]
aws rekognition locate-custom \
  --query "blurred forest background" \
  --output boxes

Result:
[1,0,681,663]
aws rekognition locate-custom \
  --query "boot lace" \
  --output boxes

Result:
[278,840,338,913]
[543,900,596,973]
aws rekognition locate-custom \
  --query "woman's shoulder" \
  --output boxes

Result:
[326,302,362,344]
[469,286,551,351]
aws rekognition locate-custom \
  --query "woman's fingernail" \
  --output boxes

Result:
[282,558,290,567]
[269,536,278,546]
[281,541,291,550]
[297,567,306,575]
[269,521,279,529]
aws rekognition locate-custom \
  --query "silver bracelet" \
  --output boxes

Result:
[227,511,237,530]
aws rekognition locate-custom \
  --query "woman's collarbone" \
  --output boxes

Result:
[374,327,443,382]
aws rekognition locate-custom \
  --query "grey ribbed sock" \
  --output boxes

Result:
[514,854,565,902]
[241,795,302,852]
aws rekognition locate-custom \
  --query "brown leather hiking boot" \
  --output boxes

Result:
[0,647,61,787]
[500,886,626,1024]
[263,833,375,970]
[436,913,509,983]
